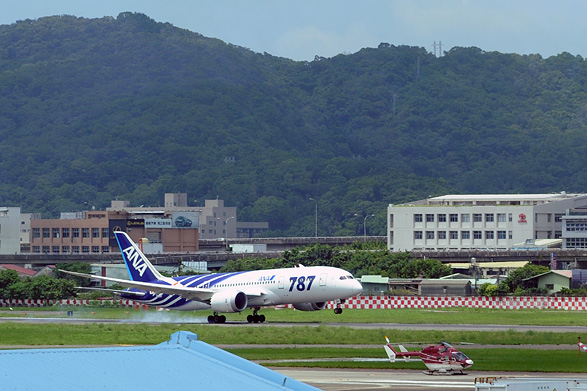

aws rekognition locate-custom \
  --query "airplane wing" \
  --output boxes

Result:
[62,270,217,302]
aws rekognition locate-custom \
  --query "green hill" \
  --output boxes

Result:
[1,12,586,236]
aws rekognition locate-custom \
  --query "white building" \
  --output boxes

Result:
[0,207,22,254]
[387,193,587,251]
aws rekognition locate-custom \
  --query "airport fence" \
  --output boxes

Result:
[2,296,587,310]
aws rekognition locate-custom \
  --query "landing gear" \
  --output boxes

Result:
[247,308,266,323]
[334,299,344,314]
[207,313,227,324]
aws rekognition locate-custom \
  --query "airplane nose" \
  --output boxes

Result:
[351,279,363,296]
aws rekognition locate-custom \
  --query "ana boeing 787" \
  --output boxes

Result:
[66,231,363,323]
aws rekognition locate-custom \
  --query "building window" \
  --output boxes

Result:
[82,246,90,253]
[414,231,423,240]
[438,214,446,222]
[92,246,100,253]
[461,231,470,239]
[508,213,513,222]
[73,228,80,238]
[450,231,458,239]
[473,214,482,222]
[461,214,470,223]
[485,231,494,239]
[555,214,563,223]
[92,228,100,238]
[72,246,80,254]
[473,231,482,239]
[426,214,434,222]
[43,228,50,238]
[62,228,70,238]
[102,228,109,238]
[414,214,423,223]
[42,246,50,253]
[497,231,506,239]
[485,214,494,222]
[497,213,506,223]
[438,231,446,239]
[33,246,40,253]
[52,228,60,238]
[426,231,435,239]
[555,231,562,239]
[450,214,458,222]
[102,246,110,253]
[33,228,40,238]
[52,246,60,253]
[62,246,70,254]
[82,228,90,238]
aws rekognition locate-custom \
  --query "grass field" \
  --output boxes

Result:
[1,306,586,373]
[2,305,586,326]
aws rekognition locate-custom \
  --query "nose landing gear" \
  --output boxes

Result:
[334,299,344,314]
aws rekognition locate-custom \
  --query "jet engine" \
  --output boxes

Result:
[210,290,248,313]
[292,302,327,311]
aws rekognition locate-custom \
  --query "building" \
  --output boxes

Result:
[0,330,321,391]
[30,194,201,254]
[237,221,270,238]
[0,207,22,254]
[387,193,587,252]
[196,199,237,239]
[523,270,572,294]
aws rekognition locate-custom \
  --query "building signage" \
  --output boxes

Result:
[145,219,173,228]
[172,212,199,228]
[126,219,145,228]
[108,219,126,247]
[518,213,527,224]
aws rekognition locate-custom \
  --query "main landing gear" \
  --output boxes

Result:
[247,308,266,323]
[207,313,227,324]
[334,299,344,314]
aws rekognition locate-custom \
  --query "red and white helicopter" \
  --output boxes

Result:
[384,336,474,375]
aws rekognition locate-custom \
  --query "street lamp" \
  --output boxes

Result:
[363,214,375,238]
[225,216,234,250]
[309,198,317,238]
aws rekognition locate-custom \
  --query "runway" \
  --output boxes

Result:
[274,368,587,391]
[1,314,586,334]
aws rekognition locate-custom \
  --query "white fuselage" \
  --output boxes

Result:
[126,265,363,311]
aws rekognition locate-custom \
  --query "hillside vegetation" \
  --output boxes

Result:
[1,12,587,236]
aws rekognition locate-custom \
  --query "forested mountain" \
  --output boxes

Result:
[1,12,587,237]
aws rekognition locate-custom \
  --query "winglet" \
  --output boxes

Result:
[115,231,164,282]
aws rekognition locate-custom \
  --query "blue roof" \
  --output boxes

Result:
[0,330,321,391]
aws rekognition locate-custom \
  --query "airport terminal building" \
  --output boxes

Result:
[387,193,587,251]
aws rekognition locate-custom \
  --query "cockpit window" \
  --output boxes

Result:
[339,276,347,280]
[339,275,354,280]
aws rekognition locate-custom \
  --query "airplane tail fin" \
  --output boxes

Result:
[114,231,164,282]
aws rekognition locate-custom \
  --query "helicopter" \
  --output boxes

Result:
[384,336,474,375]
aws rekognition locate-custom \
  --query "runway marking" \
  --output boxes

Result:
[337,379,474,388]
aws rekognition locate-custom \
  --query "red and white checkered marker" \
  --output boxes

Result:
[579,341,587,352]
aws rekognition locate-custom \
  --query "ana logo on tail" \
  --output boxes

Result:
[122,246,147,277]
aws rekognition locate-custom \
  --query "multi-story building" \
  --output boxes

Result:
[0,207,21,254]
[31,194,202,254]
[196,199,237,239]
[387,193,587,251]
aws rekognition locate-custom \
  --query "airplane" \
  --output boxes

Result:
[384,336,474,375]
[65,231,363,324]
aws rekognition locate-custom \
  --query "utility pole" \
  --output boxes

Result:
[309,198,317,238]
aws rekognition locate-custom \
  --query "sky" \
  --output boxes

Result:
[1,0,586,61]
